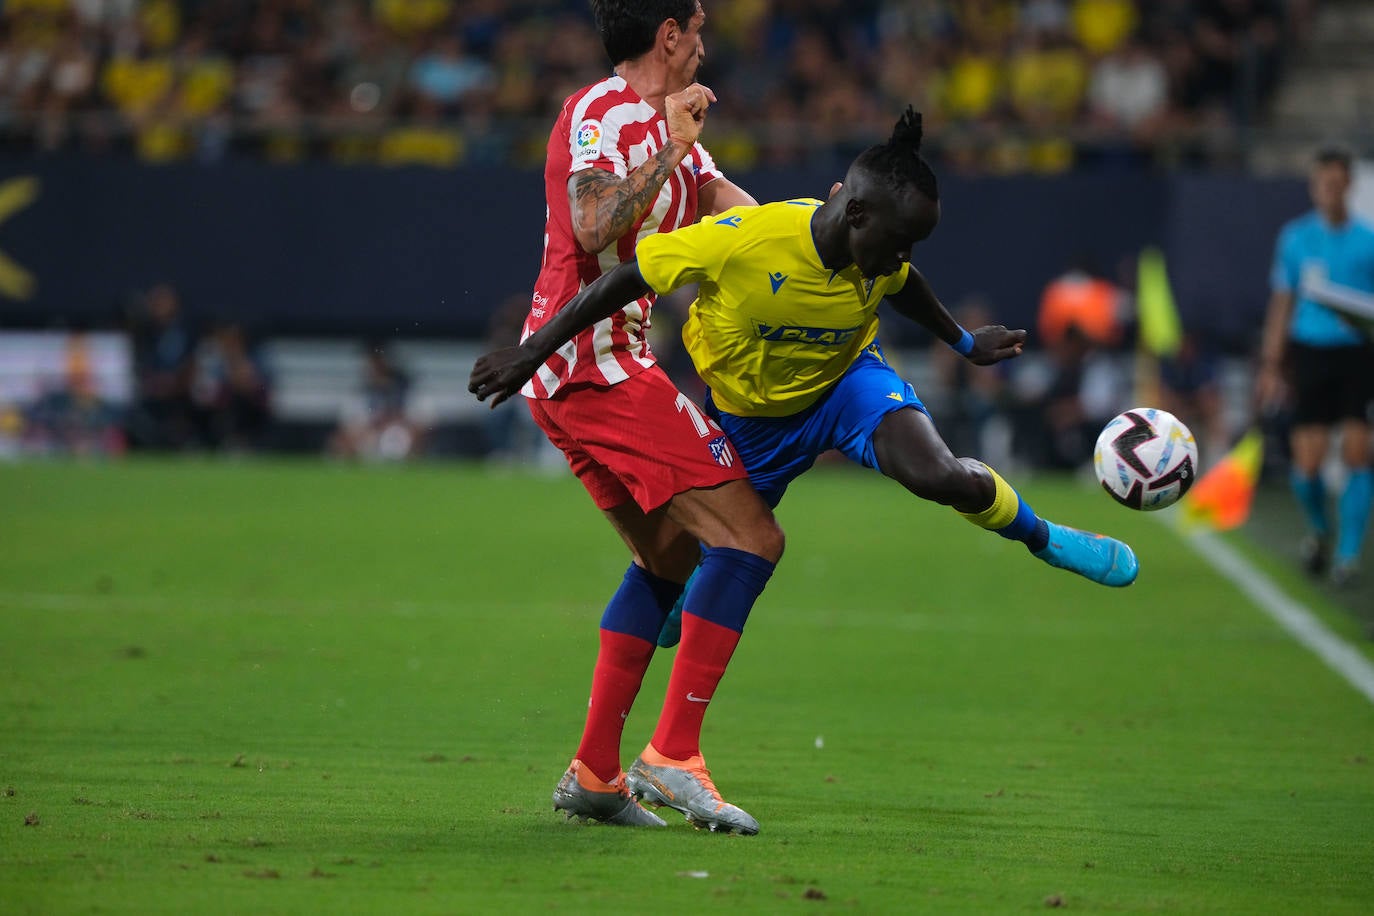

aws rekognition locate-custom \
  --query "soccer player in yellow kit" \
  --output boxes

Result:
[474,106,1137,694]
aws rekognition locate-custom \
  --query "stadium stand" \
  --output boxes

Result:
[262,337,486,455]
[0,1,1364,463]
[0,0,1330,173]
[1258,1,1374,172]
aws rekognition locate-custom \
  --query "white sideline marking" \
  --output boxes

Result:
[1183,528,1374,705]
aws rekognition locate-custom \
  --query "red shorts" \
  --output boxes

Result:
[527,366,747,512]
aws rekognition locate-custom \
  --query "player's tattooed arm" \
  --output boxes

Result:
[568,141,690,253]
[567,82,716,253]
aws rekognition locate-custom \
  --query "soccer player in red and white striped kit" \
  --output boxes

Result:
[500,0,781,834]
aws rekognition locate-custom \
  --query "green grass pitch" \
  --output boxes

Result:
[3,460,1373,913]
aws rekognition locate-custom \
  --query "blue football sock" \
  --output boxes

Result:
[1291,472,1330,538]
[601,564,684,643]
[680,547,775,634]
[1336,469,1373,564]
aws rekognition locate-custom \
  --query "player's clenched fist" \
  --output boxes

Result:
[665,82,716,147]
[966,325,1027,365]
[469,347,538,409]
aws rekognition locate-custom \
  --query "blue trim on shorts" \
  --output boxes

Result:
[704,341,927,507]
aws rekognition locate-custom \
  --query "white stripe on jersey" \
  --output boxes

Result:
[595,239,621,278]
[526,339,576,398]
[625,122,660,173]
[567,79,625,167]
[694,141,719,177]
[658,127,685,231]
[662,155,687,244]
[518,313,579,398]
[630,335,655,370]
[555,335,578,379]
[576,98,656,178]
[534,349,565,397]
[585,124,673,380]
[637,131,676,237]
[528,76,719,399]
[591,317,629,384]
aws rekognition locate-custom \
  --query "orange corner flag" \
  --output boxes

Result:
[1180,429,1264,530]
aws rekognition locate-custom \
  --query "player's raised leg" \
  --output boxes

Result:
[627,478,783,835]
[873,407,1138,587]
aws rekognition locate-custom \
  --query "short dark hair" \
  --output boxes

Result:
[853,106,940,203]
[1315,146,1353,172]
[590,0,698,66]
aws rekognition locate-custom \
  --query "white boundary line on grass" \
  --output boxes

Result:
[1180,526,1374,706]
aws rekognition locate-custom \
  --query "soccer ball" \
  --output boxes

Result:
[1093,408,1199,511]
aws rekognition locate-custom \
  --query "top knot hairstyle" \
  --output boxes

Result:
[854,106,940,203]
[591,0,699,67]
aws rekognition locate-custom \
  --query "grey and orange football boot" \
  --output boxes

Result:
[552,759,666,827]
[626,745,759,835]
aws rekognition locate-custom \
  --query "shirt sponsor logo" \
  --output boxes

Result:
[573,120,602,159]
[752,321,863,346]
[531,291,549,318]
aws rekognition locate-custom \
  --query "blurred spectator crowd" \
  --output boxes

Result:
[0,269,1240,475]
[0,281,452,461]
[0,0,1312,172]
[0,283,271,457]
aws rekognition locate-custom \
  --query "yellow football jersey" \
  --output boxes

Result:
[636,199,911,417]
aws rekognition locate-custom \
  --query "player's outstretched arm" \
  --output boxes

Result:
[468,261,652,408]
[569,83,716,253]
[886,268,1025,365]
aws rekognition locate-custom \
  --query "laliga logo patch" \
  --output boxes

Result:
[574,120,602,159]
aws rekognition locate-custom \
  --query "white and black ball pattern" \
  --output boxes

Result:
[1093,408,1199,511]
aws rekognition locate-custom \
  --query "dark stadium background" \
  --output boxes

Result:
[0,0,1368,542]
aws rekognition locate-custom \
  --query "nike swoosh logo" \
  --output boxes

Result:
[686,692,711,703]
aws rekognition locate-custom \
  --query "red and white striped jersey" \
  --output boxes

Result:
[519,75,723,399]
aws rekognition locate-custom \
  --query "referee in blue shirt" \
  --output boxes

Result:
[1258,147,1374,587]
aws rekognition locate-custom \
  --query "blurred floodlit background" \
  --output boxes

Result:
[0,0,1369,479]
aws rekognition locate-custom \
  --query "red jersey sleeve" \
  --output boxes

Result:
[693,142,724,190]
